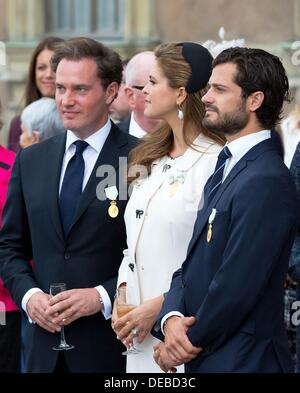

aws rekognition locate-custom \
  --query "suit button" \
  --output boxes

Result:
[64,253,70,260]
[181,283,185,288]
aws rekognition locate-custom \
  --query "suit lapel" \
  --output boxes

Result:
[187,138,276,254]
[68,123,127,233]
[46,133,67,242]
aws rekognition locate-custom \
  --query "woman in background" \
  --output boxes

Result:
[7,36,64,153]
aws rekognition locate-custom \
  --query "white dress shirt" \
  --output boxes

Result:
[22,119,113,320]
[223,130,271,180]
[129,113,146,138]
[161,130,271,333]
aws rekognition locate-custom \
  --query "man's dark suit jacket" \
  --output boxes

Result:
[117,116,130,134]
[154,138,299,373]
[0,122,136,373]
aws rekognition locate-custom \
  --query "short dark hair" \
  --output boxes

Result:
[51,37,123,89]
[213,47,290,129]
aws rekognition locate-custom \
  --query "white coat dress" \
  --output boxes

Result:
[117,134,222,373]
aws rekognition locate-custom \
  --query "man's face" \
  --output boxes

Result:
[202,63,249,136]
[55,58,114,137]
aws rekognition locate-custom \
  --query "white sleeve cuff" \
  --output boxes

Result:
[21,288,43,323]
[95,285,112,320]
[161,311,184,335]
[117,249,129,288]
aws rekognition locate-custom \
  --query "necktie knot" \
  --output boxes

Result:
[218,145,232,161]
[206,146,232,205]
[74,140,89,155]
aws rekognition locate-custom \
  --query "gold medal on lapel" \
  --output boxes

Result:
[207,208,217,243]
[207,224,213,242]
[108,201,119,218]
[105,186,119,219]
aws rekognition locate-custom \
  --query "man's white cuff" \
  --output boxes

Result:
[161,311,184,335]
[95,285,112,320]
[21,288,43,323]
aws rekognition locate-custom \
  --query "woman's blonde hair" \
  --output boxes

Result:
[128,42,225,183]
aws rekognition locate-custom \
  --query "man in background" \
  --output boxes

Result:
[109,58,131,124]
[118,51,160,137]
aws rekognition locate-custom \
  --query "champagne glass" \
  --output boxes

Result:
[50,283,74,351]
[116,286,141,355]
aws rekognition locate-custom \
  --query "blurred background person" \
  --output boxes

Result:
[0,99,18,373]
[118,51,161,137]
[112,42,225,372]
[280,89,300,372]
[288,142,300,373]
[7,36,64,153]
[280,88,300,168]
[20,97,65,149]
[109,58,131,124]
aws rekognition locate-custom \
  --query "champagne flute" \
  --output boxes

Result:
[50,283,74,351]
[116,286,141,355]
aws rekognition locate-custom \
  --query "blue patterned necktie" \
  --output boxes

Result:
[59,140,89,235]
[207,145,232,204]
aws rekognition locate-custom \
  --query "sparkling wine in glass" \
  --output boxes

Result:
[50,283,74,351]
[116,286,141,355]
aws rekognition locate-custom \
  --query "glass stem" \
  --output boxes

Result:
[60,326,67,345]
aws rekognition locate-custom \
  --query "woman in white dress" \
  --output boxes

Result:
[112,42,224,373]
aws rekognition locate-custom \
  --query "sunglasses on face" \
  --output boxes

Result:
[131,85,145,91]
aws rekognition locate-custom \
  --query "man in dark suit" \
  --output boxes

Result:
[153,47,299,373]
[0,38,136,372]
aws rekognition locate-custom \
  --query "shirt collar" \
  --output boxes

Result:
[129,113,146,138]
[171,134,221,171]
[152,134,221,172]
[65,118,111,153]
[226,130,271,163]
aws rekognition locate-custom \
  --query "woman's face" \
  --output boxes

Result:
[35,49,56,97]
[143,60,178,121]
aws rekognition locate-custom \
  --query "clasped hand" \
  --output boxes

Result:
[27,288,102,333]
[153,316,202,372]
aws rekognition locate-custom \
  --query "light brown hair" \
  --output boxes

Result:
[128,42,225,183]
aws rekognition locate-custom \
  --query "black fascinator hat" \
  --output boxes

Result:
[182,42,213,93]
